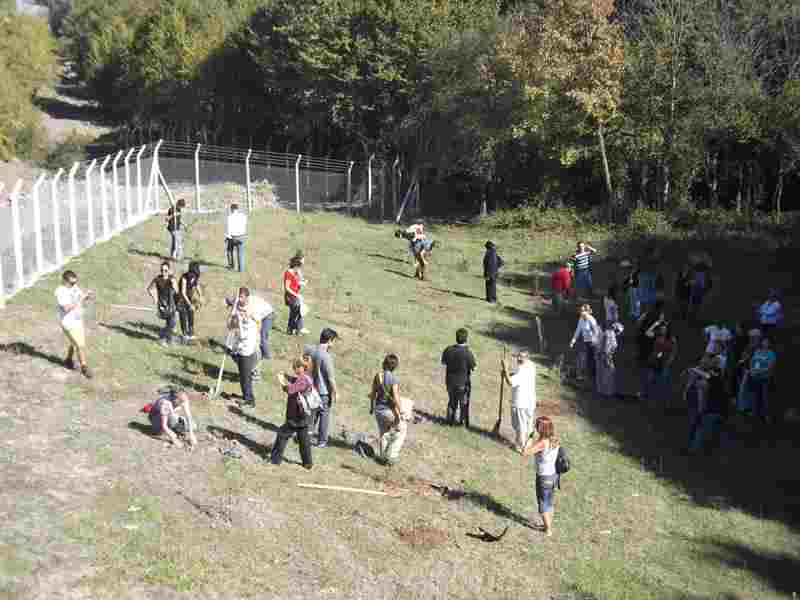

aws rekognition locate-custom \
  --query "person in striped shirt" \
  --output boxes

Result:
[571,241,598,298]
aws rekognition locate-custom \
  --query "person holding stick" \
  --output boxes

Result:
[501,351,537,453]
[55,270,94,379]
[441,328,477,427]
[147,262,179,347]
[228,287,259,407]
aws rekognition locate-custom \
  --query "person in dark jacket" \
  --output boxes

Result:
[441,328,478,426]
[483,241,504,303]
[270,359,314,469]
[688,356,727,454]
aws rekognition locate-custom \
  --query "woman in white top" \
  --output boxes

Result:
[522,416,560,536]
[569,304,599,384]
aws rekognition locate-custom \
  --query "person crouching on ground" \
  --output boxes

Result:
[483,241,504,303]
[148,387,200,449]
[270,359,314,469]
[501,350,537,453]
[369,353,410,465]
[522,416,560,537]
[55,269,94,378]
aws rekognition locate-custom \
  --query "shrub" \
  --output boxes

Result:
[41,132,94,171]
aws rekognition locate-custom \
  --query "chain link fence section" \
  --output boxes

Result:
[1,139,413,304]
[1,144,159,301]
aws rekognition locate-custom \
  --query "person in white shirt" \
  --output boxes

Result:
[756,289,783,335]
[569,304,599,383]
[501,351,537,452]
[55,270,94,378]
[225,203,248,272]
[228,287,260,406]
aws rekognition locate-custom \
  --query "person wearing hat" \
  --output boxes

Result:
[305,327,339,448]
[483,241,505,303]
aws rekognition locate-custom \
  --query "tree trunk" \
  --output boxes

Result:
[704,150,719,209]
[735,162,743,213]
[597,122,615,221]
[773,156,785,218]
[639,162,649,209]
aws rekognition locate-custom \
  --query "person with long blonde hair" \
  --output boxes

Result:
[522,416,560,536]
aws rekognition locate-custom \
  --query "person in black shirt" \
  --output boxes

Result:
[441,328,477,427]
[177,261,204,342]
[483,241,504,303]
[147,262,179,346]
[688,356,727,454]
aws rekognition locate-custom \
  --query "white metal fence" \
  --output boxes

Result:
[0,139,414,305]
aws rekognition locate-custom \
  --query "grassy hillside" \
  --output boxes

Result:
[0,208,797,599]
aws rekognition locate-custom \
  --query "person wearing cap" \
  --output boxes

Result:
[550,261,572,313]
[305,328,339,447]
[501,350,536,452]
[483,241,505,303]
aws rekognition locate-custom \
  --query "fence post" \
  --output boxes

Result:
[392,156,400,219]
[136,145,146,217]
[368,154,375,212]
[85,159,96,245]
[10,180,24,291]
[295,154,302,213]
[194,143,201,211]
[112,150,124,231]
[124,147,135,225]
[68,162,80,255]
[99,155,111,240]
[346,161,354,210]
[150,140,163,213]
[32,173,46,275]
[246,148,253,212]
[52,168,64,265]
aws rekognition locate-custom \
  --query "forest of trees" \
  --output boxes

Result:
[3,0,800,215]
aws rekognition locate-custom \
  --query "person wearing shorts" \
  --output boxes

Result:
[55,270,94,379]
[522,416,560,536]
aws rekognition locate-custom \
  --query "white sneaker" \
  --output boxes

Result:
[299,328,310,335]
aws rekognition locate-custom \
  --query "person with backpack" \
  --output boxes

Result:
[165,198,185,261]
[369,353,411,465]
[483,241,504,303]
[147,261,179,347]
[270,359,314,469]
[522,416,563,537]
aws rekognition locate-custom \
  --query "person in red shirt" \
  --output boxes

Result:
[283,255,308,335]
[551,261,573,313]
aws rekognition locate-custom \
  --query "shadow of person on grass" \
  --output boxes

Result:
[365,252,408,265]
[227,406,280,433]
[0,342,66,368]
[431,287,484,301]
[207,425,273,460]
[99,321,160,342]
[127,421,166,444]
[165,352,238,382]
[157,371,211,393]
[383,268,416,280]
[413,409,516,450]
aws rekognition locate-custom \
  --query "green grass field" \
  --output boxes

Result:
[0,206,798,599]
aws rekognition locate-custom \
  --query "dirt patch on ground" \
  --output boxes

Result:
[394,524,449,548]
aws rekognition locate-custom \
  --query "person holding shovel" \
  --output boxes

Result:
[501,351,537,453]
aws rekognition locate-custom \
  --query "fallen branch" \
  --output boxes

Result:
[297,483,388,496]
[109,304,156,312]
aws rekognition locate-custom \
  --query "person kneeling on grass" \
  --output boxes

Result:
[148,388,200,449]
[270,359,314,469]
[522,416,560,537]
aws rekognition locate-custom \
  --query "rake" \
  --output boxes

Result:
[211,291,240,400]
[491,344,507,437]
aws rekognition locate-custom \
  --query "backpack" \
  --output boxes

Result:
[555,445,571,475]
[299,385,322,415]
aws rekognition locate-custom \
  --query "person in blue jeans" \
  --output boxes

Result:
[225,203,248,272]
[688,356,727,454]
[147,262,179,346]
[742,336,777,422]
[305,328,339,448]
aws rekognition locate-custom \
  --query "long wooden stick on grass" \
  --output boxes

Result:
[492,344,507,436]
[298,483,389,496]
